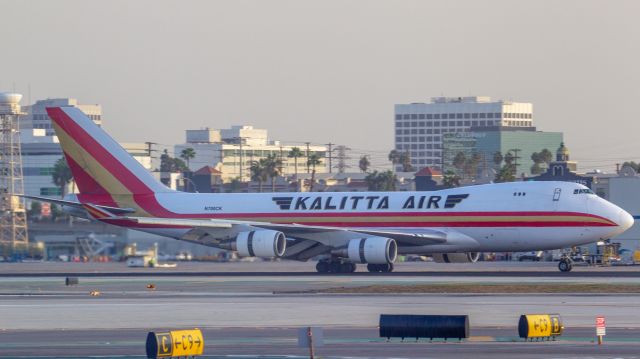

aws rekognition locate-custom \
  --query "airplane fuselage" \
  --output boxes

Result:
[86,180,631,253]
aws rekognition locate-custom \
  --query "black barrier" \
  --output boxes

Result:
[65,277,79,286]
[379,314,469,340]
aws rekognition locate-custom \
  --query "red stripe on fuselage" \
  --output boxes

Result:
[99,218,614,229]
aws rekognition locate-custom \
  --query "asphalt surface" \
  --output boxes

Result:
[0,261,639,357]
[1,327,639,358]
[1,260,640,277]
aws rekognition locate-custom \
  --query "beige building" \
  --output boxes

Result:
[176,125,327,182]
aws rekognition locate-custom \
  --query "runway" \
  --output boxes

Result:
[0,261,639,357]
[2,260,640,277]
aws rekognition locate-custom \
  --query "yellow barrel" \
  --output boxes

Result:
[146,329,204,358]
[518,314,563,339]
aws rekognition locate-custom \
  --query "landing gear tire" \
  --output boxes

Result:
[367,263,394,273]
[558,259,573,272]
[340,262,356,273]
[316,260,329,273]
[316,260,357,273]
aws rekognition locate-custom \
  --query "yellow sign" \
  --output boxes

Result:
[146,329,204,358]
[518,314,563,339]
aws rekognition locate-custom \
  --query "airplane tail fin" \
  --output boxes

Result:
[46,107,173,200]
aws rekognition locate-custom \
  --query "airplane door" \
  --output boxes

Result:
[552,188,561,211]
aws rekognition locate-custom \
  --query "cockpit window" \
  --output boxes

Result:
[573,188,594,194]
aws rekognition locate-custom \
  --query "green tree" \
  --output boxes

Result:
[365,170,397,191]
[249,159,268,192]
[453,152,466,172]
[494,164,516,183]
[51,157,73,198]
[400,151,414,172]
[160,149,189,172]
[622,161,640,172]
[530,162,544,175]
[180,147,196,169]
[388,150,413,172]
[493,151,503,166]
[504,151,515,166]
[225,177,243,193]
[463,152,481,179]
[358,155,371,173]
[388,150,401,170]
[28,201,42,219]
[307,153,322,192]
[531,148,554,175]
[50,203,63,220]
[539,148,553,164]
[264,153,283,192]
[288,147,304,178]
[442,170,461,188]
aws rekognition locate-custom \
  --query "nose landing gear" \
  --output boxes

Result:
[558,256,573,272]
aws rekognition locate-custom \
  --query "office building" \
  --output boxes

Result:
[394,96,533,171]
[442,128,563,177]
[175,125,327,182]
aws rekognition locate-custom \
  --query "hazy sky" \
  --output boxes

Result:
[1,0,638,171]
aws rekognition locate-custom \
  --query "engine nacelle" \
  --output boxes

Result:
[347,237,397,264]
[432,252,481,263]
[235,230,287,258]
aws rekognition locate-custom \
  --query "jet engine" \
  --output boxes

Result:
[346,237,397,264]
[432,252,481,263]
[233,230,287,258]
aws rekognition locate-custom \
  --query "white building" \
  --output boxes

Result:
[394,96,534,171]
[175,125,327,182]
[20,98,151,197]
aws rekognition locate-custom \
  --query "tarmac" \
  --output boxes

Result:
[0,261,639,358]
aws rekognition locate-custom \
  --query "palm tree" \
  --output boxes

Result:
[358,155,371,173]
[399,151,414,172]
[493,151,503,167]
[225,177,242,193]
[180,147,196,170]
[264,153,283,192]
[307,153,322,192]
[288,147,303,179]
[495,164,516,183]
[388,150,401,171]
[249,159,268,192]
[365,170,397,191]
[453,152,466,175]
[51,157,73,198]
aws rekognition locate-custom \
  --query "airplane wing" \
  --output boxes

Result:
[20,195,136,216]
[122,216,445,244]
[114,216,461,261]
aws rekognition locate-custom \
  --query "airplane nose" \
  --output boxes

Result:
[617,210,634,231]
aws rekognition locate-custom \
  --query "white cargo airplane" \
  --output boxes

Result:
[27,107,634,273]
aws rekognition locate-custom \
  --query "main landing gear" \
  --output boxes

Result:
[316,259,357,273]
[367,263,394,273]
[315,259,395,273]
[558,256,573,272]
